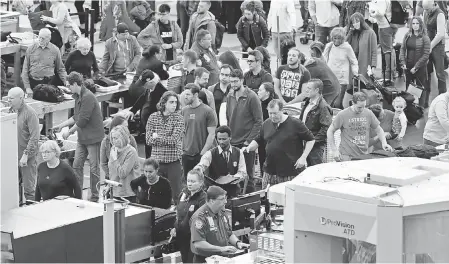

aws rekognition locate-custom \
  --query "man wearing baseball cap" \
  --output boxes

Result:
[190,186,249,263]
[99,22,142,76]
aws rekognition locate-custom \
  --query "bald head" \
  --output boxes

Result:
[38,28,51,48]
[39,28,51,38]
[8,87,24,98]
[7,87,25,110]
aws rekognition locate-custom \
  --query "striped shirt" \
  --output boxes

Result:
[146,111,185,163]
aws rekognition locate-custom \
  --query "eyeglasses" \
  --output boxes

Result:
[215,196,227,201]
[158,12,170,16]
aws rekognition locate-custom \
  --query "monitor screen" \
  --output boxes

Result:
[229,193,261,230]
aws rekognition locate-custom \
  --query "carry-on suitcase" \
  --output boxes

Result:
[351,75,383,107]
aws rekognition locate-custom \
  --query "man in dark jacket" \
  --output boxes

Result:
[53,72,105,202]
[124,70,168,158]
[243,50,273,93]
[99,23,142,75]
[237,2,270,57]
[299,79,332,166]
[184,0,217,50]
[302,52,340,106]
[208,64,232,124]
[191,29,220,86]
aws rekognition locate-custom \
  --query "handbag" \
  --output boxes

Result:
[28,10,52,31]
[406,73,425,104]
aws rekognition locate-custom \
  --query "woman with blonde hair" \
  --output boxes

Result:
[100,114,138,180]
[323,27,359,109]
[65,38,99,78]
[399,16,431,108]
[35,140,81,201]
[108,125,140,202]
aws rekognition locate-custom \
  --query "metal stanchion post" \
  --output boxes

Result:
[84,8,89,38]
[89,9,95,53]
[103,200,115,263]
[276,16,281,69]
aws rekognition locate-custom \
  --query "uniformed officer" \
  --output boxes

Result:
[190,186,249,263]
[171,168,207,263]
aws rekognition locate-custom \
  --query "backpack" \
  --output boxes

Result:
[32,84,65,103]
[389,1,409,25]
[404,103,424,125]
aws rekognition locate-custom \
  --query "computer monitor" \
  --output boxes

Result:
[229,193,261,230]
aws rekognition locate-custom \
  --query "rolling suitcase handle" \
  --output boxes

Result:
[352,75,361,94]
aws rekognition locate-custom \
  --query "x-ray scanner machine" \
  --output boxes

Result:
[268,157,449,263]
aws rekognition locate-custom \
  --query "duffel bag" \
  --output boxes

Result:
[380,86,400,105]
[399,91,415,105]
[95,76,117,87]
[404,103,424,125]
[408,144,439,159]
[33,84,64,103]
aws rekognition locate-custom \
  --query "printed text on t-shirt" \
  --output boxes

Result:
[348,117,368,151]
[280,70,303,99]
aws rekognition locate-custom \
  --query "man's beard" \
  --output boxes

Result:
[288,60,298,66]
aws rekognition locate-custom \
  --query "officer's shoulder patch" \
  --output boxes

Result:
[195,219,204,229]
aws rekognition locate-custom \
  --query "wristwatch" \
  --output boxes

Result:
[235,240,242,249]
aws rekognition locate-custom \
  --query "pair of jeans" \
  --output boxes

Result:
[159,160,182,204]
[315,25,336,44]
[379,25,398,80]
[177,232,193,263]
[427,43,447,94]
[18,155,37,202]
[73,141,101,202]
[306,141,326,166]
[233,143,255,193]
[334,84,348,109]
[176,2,190,45]
[182,154,202,180]
[258,143,266,178]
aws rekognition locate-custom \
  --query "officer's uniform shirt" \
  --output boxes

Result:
[190,203,233,258]
[175,189,207,236]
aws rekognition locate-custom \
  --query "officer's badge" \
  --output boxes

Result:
[195,220,203,229]
[189,205,195,212]
[233,162,237,167]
